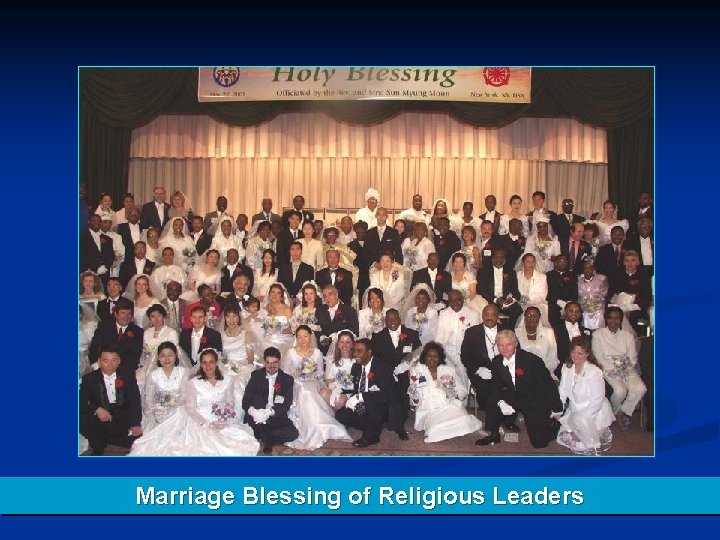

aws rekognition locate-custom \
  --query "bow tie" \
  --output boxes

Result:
[103,374,117,383]
[502,358,513,368]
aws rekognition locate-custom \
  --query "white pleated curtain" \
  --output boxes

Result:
[129,112,607,219]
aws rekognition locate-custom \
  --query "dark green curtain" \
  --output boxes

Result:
[80,68,653,210]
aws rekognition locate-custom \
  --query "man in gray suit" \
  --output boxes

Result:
[251,198,281,224]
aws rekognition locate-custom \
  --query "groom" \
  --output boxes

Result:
[242,347,298,454]
[80,345,142,455]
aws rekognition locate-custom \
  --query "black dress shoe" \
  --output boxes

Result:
[503,423,520,433]
[396,430,409,441]
[353,438,379,448]
[262,443,274,454]
[476,432,501,446]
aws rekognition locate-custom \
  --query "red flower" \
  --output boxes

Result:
[399,333,408,341]
[515,368,524,376]
[629,280,638,287]
[410,375,417,382]
[273,383,281,392]
[439,240,445,246]
[563,275,571,283]
[517,237,525,245]
[503,273,508,280]
[459,316,466,323]
[336,273,344,282]
[125,330,134,338]
[115,378,124,389]
[367,372,375,381]
[435,274,443,281]
[200,336,208,344]
[100,237,108,244]
[234,266,242,273]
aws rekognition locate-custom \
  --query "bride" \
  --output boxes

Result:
[159,217,196,272]
[219,304,257,389]
[259,283,295,361]
[283,325,351,450]
[185,249,222,302]
[408,342,482,443]
[139,342,188,431]
[210,215,245,265]
[448,252,488,315]
[130,349,259,456]
[594,200,629,246]
[498,194,530,237]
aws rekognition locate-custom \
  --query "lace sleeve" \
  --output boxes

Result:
[182,377,206,425]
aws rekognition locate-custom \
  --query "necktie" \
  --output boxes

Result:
[567,214,572,225]
[171,303,178,325]
[292,264,298,281]
[117,327,123,340]
[359,366,367,392]
[615,245,621,264]
[570,241,577,268]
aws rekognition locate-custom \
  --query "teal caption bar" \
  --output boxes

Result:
[1,477,718,515]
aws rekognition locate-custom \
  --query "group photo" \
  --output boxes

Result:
[79,67,654,457]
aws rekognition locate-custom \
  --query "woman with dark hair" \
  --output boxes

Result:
[517,253,550,326]
[403,285,439,345]
[498,194,530,237]
[290,281,322,332]
[516,306,559,377]
[408,342,482,443]
[253,248,278,302]
[321,330,356,410]
[220,304,256,388]
[401,221,434,272]
[578,260,608,330]
[140,341,188,431]
[369,252,407,310]
[394,218,408,243]
[80,270,106,311]
[582,222,601,262]
[358,287,388,339]
[595,199,629,246]
[592,306,646,429]
[557,336,614,454]
[94,192,117,229]
[186,248,222,300]
[449,251,487,314]
[130,348,259,456]
[141,304,180,378]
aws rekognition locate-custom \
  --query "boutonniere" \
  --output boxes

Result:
[200,336,208,344]
[367,372,375,381]
[459,316,466,323]
[562,275,571,283]
[273,382,282,393]
[336,273,344,282]
[583,329,591,336]
[629,279,638,287]
[517,237,525,245]
[115,378,125,389]
[439,239,445,246]
[399,332,408,341]
[234,266,243,273]
[435,274,443,281]
[621,248,627,254]
[125,330,134,338]
[503,273,509,280]
[515,368,524,377]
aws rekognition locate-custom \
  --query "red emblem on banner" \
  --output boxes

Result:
[483,68,511,87]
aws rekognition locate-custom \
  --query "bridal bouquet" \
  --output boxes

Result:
[438,372,458,400]
[300,356,320,381]
[262,316,282,334]
[295,309,317,326]
[414,312,428,326]
[219,352,240,374]
[211,402,236,425]
[404,246,418,267]
[607,355,633,382]
[335,369,354,389]
[536,239,553,259]
[368,312,384,334]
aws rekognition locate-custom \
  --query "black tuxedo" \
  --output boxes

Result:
[609,267,652,330]
[96,297,134,322]
[282,208,314,228]
[335,358,393,444]
[119,258,156,288]
[433,230,461,269]
[561,238,593,274]
[595,241,632,278]
[461,324,498,407]
[625,235,654,276]
[89,319,144,372]
[116,222,143,260]
[80,367,142,454]
[371,326,421,430]
[628,205,653,237]
[179,326,223,366]
[348,239,371,305]
[315,267,354,306]
[476,265,523,329]
[546,270,579,326]
[275,229,303,265]
[140,201,170,231]
[220,293,257,312]
[411,267,452,304]
[220,263,254,294]
[251,211,281,225]
[189,231,213,256]
[479,211,502,233]
[80,230,115,282]
[277,261,315,298]
[553,321,590,377]
[497,234,527,271]
[486,349,563,448]
[365,225,403,265]
[242,369,299,446]
[551,213,586,247]
[315,303,359,354]
[476,235,503,270]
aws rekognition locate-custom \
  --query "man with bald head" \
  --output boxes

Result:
[364,207,403,265]
[252,198,281,225]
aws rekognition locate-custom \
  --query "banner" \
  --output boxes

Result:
[198,67,531,103]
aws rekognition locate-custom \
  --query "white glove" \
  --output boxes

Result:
[309,324,321,332]
[497,400,516,416]
[550,411,563,420]
[329,387,342,407]
[345,394,363,410]
[476,367,492,380]
[97,265,108,275]
[628,303,641,312]
[393,362,410,376]
[556,299,567,309]
[248,407,270,424]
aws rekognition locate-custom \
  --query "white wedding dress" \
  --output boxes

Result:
[451,270,488,315]
[283,348,351,449]
[404,307,439,345]
[140,365,188,431]
[409,364,482,443]
[220,329,258,389]
[130,375,259,456]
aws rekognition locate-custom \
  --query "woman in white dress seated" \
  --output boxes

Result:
[403,284,439,345]
[210,215,245,265]
[159,217,196,273]
[449,252,488,315]
[299,221,323,269]
[578,260,608,330]
[596,200,629,246]
[408,342,482,443]
[401,221,435,272]
[290,281,322,333]
[152,247,188,299]
[498,194,530,237]
[369,252,408,310]
[358,287,388,339]
[516,253,550,327]
[520,215,560,273]
[253,249,279,303]
[592,306,646,430]
[320,330,356,410]
[130,349,259,456]
[284,325,351,450]
[259,283,295,361]
[185,249,222,302]
[80,271,105,312]
[140,305,181,386]
[123,274,162,329]
[515,306,560,378]
[139,342,188,431]
[557,336,614,455]
[219,304,256,389]
[246,220,275,271]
